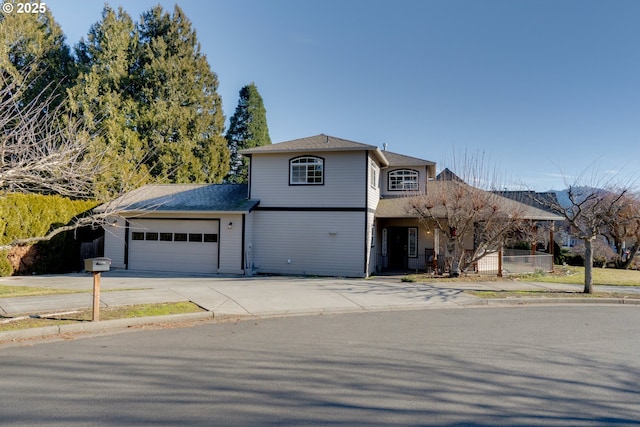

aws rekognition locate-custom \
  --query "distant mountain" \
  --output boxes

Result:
[549,187,606,209]
[552,189,570,209]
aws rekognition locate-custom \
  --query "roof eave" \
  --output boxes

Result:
[373,148,390,167]
[116,209,256,217]
[240,145,378,155]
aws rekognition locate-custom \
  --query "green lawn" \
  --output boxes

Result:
[404,265,640,286]
[526,265,640,286]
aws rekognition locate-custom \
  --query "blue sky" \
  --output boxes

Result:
[46,0,640,191]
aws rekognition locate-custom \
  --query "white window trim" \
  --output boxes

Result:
[388,169,419,191]
[289,156,324,185]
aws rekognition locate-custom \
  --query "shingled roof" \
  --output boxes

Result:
[382,151,435,167]
[376,181,563,221]
[100,184,259,214]
[493,191,559,214]
[240,134,389,166]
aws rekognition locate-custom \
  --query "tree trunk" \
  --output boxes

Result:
[450,258,460,277]
[584,238,594,294]
[446,238,460,277]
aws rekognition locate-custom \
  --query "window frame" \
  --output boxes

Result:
[189,233,203,242]
[289,156,324,185]
[145,232,159,241]
[203,233,218,243]
[174,233,188,242]
[408,227,418,258]
[369,160,378,189]
[388,169,419,191]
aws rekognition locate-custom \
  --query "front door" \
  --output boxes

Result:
[388,227,408,270]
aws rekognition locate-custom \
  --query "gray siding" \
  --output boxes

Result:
[366,211,376,276]
[244,213,254,274]
[366,153,382,276]
[218,214,245,275]
[103,216,126,269]
[251,210,366,277]
[250,151,367,208]
[367,153,381,211]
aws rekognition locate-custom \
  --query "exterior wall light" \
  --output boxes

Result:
[228,222,233,229]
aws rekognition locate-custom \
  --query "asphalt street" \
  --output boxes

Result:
[1,306,639,426]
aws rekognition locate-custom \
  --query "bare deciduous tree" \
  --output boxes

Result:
[408,152,530,276]
[0,73,125,254]
[601,192,640,269]
[545,167,637,293]
[1,75,100,198]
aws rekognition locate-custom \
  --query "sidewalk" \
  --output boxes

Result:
[1,271,638,342]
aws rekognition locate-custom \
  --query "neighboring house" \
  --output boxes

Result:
[103,134,561,277]
[493,190,562,251]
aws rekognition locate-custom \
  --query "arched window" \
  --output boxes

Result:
[290,156,324,185]
[388,169,419,190]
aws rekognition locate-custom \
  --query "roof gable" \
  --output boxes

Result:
[240,134,389,166]
[436,168,465,182]
[240,134,376,154]
[383,150,435,167]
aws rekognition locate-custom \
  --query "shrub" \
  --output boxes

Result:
[564,253,584,267]
[593,256,607,268]
[0,194,99,276]
[0,251,13,276]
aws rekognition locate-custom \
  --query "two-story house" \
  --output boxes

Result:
[102,134,558,277]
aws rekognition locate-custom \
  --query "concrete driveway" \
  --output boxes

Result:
[0,271,477,317]
[0,270,588,318]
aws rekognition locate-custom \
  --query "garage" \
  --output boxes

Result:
[127,219,220,274]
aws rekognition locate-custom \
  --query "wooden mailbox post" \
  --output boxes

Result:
[84,258,111,321]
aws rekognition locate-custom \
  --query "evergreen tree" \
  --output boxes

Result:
[68,4,229,195]
[135,5,228,183]
[68,5,148,198]
[0,3,75,110]
[225,83,271,183]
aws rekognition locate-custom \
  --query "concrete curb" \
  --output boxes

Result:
[0,311,214,343]
[471,297,640,306]
[2,297,640,344]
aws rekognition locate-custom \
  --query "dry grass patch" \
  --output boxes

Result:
[0,302,204,332]
[0,285,80,298]
[468,290,640,299]
[522,265,640,286]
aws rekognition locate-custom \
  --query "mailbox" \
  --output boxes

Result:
[84,257,111,272]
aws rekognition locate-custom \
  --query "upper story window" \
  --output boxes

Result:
[388,169,419,191]
[290,156,324,185]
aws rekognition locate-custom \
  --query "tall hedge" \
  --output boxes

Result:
[0,194,99,276]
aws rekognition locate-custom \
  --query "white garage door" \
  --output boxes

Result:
[128,219,219,274]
